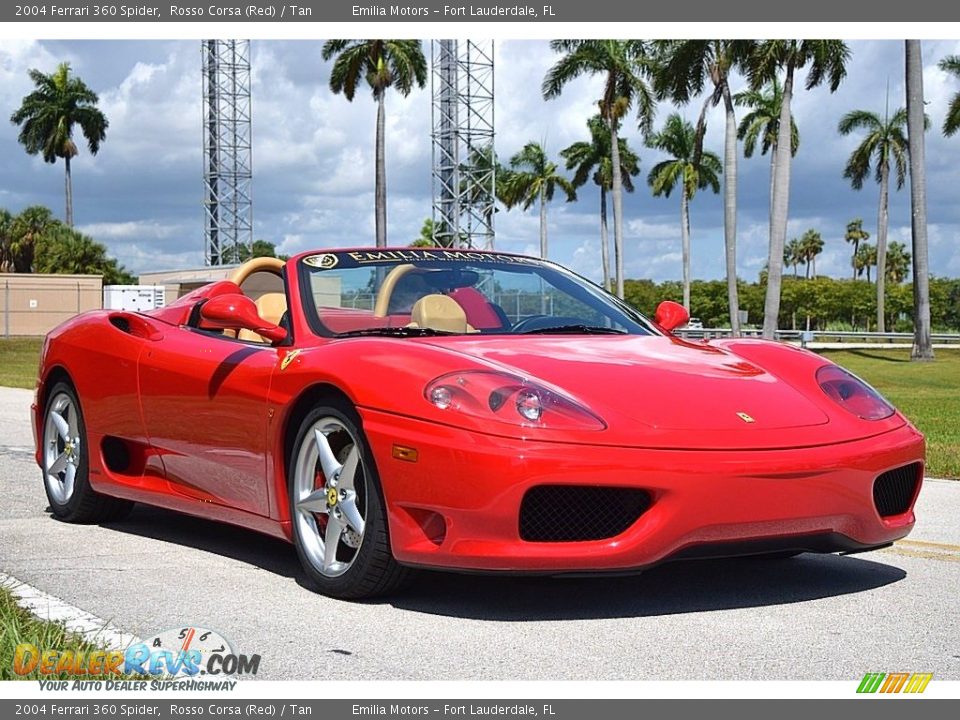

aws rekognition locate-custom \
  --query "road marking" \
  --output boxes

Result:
[1,572,140,650]
[897,538,960,552]
[881,538,960,563]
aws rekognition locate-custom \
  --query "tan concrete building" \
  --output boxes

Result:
[138,265,241,305]
[0,274,103,337]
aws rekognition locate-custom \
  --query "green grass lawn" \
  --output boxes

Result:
[819,349,960,479]
[0,338,956,477]
[0,337,41,390]
[0,584,110,680]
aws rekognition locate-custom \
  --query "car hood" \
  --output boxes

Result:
[412,334,903,449]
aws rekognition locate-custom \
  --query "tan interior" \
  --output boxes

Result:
[408,294,476,334]
[373,264,416,317]
[238,292,288,343]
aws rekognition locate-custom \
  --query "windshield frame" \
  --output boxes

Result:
[296,249,662,339]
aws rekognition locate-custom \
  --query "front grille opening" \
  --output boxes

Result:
[873,462,922,517]
[519,485,651,542]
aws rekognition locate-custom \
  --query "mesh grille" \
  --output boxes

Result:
[873,463,921,517]
[519,485,651,542]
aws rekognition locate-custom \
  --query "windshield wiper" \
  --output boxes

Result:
[516,324,628,335]
[334,326,461,338]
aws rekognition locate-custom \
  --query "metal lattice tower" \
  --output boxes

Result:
[431,40,495,249]
[202,40,252,265]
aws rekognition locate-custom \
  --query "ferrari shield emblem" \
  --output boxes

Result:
[280,349,302,371]
[736,412,755,424]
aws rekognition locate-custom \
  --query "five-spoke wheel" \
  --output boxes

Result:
[41,381,132,523]
[43,390,82,506]
[289,401,408,598]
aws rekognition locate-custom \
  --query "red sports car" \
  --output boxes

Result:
[33,248,924,598]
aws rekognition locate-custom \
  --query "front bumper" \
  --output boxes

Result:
[360,408,925,572]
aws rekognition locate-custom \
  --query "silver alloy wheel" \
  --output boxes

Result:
[293,417,367,577]
[43,391,81,505]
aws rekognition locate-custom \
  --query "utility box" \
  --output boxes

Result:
[103,285,166,312]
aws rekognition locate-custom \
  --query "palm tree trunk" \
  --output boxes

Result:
[540,186,548,315]
[876,162,889,333]
[375,92,387,247]
[64,156,73,227]
[609,117,625,299]
[600,186,611,291]
[768,149,776,256]
[762,61,795,339]
[722,85,740,335]
[906,40,934,360]
[539,185,548,259]
[852,240,859,280]
[681,189,690,311]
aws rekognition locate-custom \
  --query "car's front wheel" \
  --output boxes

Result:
[289,400,408,599]
[41,381,133,523]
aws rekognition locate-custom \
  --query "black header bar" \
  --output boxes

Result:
[3,0,959,23]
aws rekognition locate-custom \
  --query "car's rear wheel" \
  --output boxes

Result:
[42,381,133,523]
[289,400,408,599]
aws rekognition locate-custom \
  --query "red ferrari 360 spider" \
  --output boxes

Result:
[33,248,924,598]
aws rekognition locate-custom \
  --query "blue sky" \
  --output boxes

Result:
[1,38,959,281]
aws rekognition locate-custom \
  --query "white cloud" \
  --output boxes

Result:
[0,39,957,284]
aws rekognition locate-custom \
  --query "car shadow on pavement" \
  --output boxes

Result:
[94,504,303,579]
[388,554,906,620]
[96,503,907,620]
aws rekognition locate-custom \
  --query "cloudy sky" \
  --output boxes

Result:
[1,38,959,282]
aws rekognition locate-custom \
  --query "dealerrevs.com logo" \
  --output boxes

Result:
[857,672,933,694]
[15,626,260,690]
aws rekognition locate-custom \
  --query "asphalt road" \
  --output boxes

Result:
[2,385,958,681]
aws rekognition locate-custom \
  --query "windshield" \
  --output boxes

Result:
[298,249,658,338]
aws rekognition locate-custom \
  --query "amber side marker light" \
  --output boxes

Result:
[392,445,419,462]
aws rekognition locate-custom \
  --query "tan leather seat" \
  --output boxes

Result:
[408,294,476,334]
[238,292,288,343]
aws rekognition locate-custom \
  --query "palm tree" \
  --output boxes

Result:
[744,41,850,338]
[9,206,58,273]
[561,115,640,291]
[854,243,877,282]
[784,237,803,277]
[10,62,108,227]
[734,78,800,245]
[543,40,655,299]
[0,209,14,272]
[938,55,960,136]
[501,142,576,260]
[838,105,911,333]
[906,40,933,360]
[885,241,911,283]
[646,114,722,310]
[844,219,870,279]
[654,40,755,335]
[798,228,824,278]
[321,40,427,247]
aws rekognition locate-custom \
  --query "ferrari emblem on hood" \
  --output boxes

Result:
[736,412,755,424]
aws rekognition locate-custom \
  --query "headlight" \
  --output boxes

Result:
[425,371,605,431]
[816,365,895,421]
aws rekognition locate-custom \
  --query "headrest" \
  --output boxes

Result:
[410,294,469,333]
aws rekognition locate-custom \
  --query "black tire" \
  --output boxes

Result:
[41,381,134,523]
[288,399,409,599]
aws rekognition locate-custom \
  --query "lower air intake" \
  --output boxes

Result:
[873,463,922,517]
[519,485,651,542]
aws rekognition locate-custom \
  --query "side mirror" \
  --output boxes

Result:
[654,300,690,332]
[199,294,288,344]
